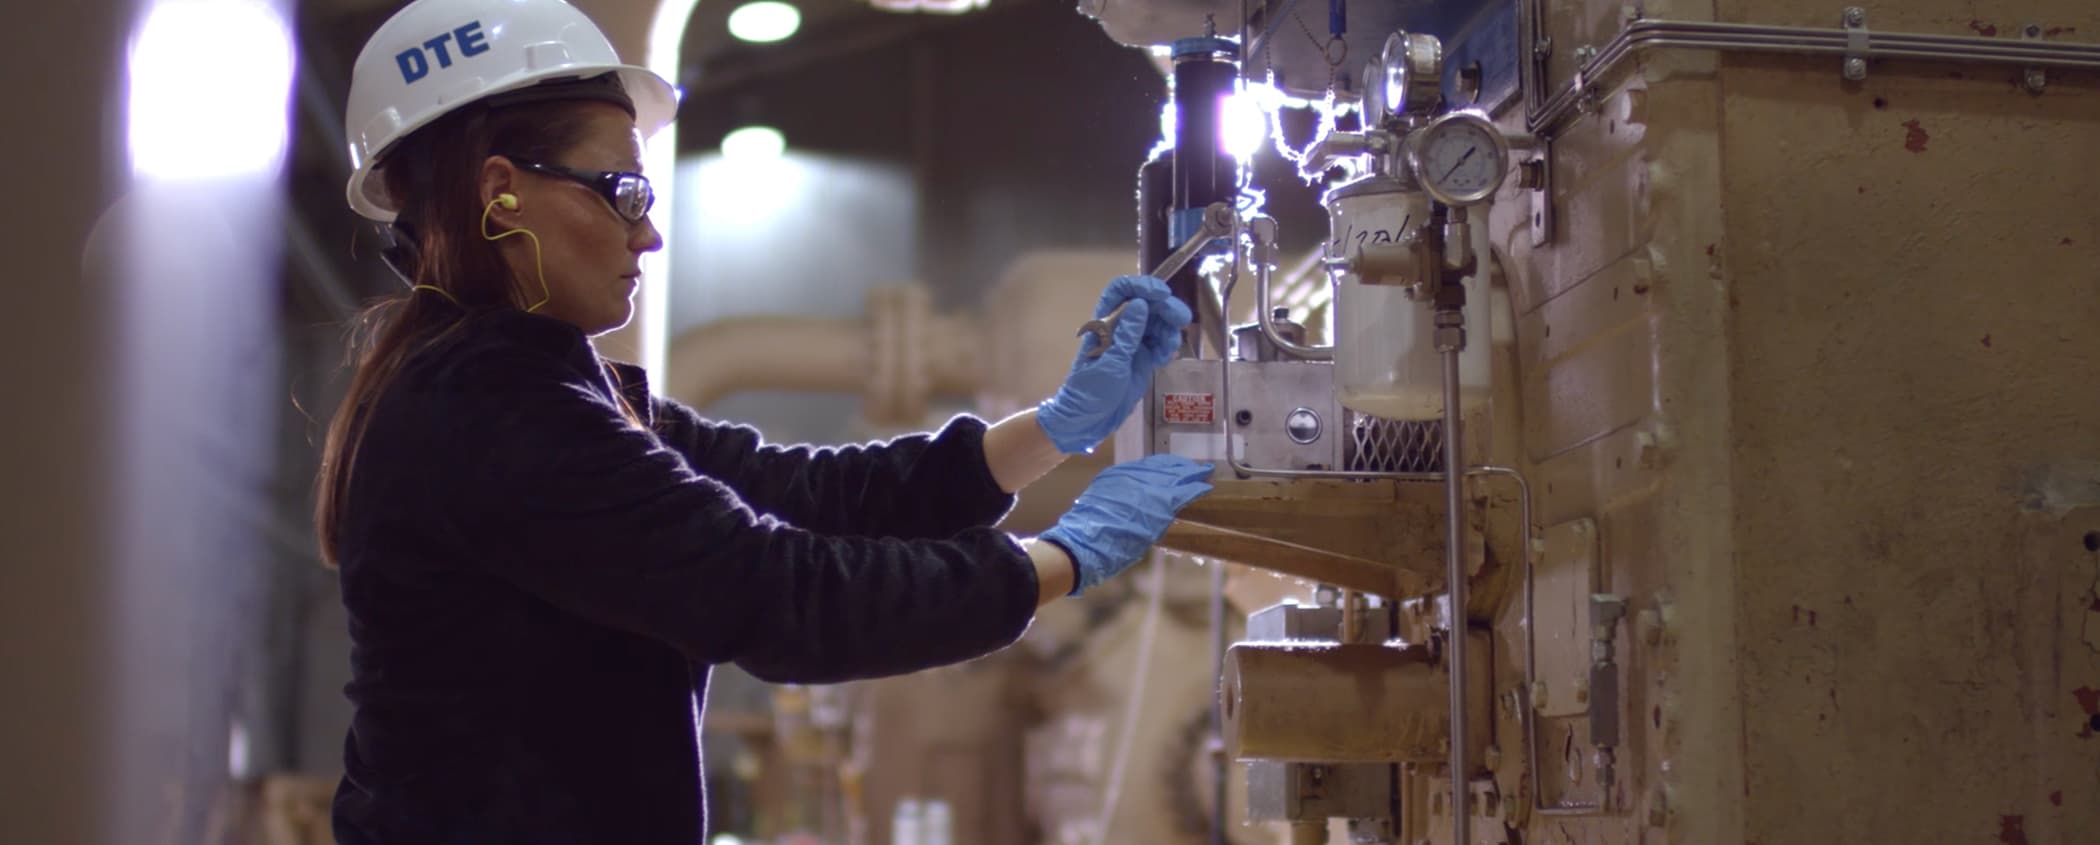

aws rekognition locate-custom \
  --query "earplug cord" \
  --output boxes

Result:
[410,195,551,311]
[481,195,551,312]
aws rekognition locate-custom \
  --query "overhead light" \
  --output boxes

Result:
[727,1,800,43]
[721,125,786,161]
[868,0,988,13]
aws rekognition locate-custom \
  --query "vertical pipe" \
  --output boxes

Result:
[1436,308,1470,845]
[1210,558,1229,845]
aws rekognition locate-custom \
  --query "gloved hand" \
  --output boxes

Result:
[1036,275,1194,455]
[1039,454,1215,596]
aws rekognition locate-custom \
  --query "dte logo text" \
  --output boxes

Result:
[397,21,490,84]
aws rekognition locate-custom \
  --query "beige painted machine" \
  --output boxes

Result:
[1087,1,2100,844]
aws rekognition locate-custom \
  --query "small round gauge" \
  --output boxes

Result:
[1407,111,1511,207]
[1381,31,1444,118]
[1359,62,1388,125]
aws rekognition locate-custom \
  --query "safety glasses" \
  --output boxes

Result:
[509,158,656,223]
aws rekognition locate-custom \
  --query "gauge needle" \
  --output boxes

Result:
[1443,148,1477,182]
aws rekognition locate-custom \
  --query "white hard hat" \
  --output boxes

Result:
[343,0,678,222]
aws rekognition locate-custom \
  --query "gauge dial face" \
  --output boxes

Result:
[1415,115,1507,205]
[1361,61,1388,124]
[1381,32,1410,116]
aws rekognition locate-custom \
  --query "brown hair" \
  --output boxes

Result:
[312,99,599,569]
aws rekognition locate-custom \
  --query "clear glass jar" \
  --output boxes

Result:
[1327,177,1490,420]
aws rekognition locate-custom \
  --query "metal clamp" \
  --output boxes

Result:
[1842,6,1869,81]
[2023,23,2049,93]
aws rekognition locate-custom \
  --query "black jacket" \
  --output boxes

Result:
[330,308,1039,844]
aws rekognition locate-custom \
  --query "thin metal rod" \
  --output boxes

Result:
[1437,317,1469,845]
[1209,556,1228,845]
[1467,466,1592,816]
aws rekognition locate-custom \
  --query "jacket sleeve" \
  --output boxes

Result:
[433,351,1041,684]
[649,397,1016,539]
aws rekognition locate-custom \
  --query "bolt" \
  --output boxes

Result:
[2025,24,2044,38]
[1843,57,1867,81]
[1518,159,1547,190]
[2025,69,2048,93]
[1843,7,1864,27]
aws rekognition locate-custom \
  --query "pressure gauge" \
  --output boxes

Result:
[1359,61,1388,125]
[1380,31,1445,118]
[1406,111,1511,207]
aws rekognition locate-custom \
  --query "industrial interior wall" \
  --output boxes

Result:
[1490,1,2100,843]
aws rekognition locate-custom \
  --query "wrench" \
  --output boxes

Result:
[1077,202,1237,357]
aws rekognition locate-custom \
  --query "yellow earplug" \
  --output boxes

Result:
[482,195,550,312]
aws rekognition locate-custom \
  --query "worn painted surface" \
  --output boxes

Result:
[1483,1,2100,843]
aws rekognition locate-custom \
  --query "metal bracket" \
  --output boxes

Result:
[2023,23,2049,92]
[1842,6,1869,80]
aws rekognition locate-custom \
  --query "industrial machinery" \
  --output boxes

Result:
[1086,1,2100,844]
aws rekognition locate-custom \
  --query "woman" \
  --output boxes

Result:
[320,0,1212,842]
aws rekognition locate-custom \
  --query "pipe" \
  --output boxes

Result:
[665,316,871,408]
[1525,15,2100,138]
[1089,552,1169,845]
[1222,643,1450,762]
[1210,555,1229,845]
[1434,308,1469,845]
[1250,217,1335,360]
[664,288,980,419]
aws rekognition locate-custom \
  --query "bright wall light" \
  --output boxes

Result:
[727,1,801,43]
[128,0,293,181]
[722,126,787,161]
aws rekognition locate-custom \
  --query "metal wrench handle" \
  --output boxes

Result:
[1076,202,1237,357]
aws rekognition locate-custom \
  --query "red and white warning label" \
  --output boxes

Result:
[1161,392,1216,425]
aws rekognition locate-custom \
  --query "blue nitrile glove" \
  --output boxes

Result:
[1039,454,1215,596]
[1036,275,1195,455]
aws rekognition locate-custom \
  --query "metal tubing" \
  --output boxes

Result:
[1436,313,1469,845]
[1210,554,1229,845]
[1527,16,2100,137]
[1251,216,1336,361]
[1462,465,1586,816]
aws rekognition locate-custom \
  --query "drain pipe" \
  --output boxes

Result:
[1435,299,1470,845]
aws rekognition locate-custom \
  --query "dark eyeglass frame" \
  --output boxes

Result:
[507,157,656,222]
